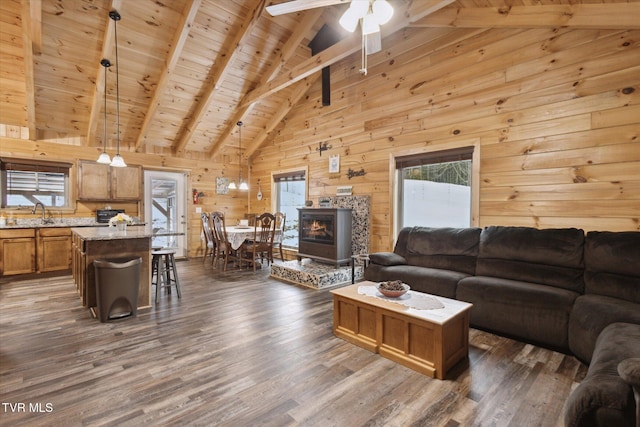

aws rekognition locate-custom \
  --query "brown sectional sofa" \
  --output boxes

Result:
[363,226,640,427]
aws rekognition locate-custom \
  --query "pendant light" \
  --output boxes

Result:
[229,121,248,191]
[229,121,242,190]
[108,10,127,168]
[96,59,112,164]
[238,121,249,191]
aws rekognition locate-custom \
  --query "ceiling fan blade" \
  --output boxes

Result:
[366,31,382,54]
[266,0,349,16]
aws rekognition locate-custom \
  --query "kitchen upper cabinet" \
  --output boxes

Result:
[111,166,142,200]
[77,160,142,201]
[0,229,36,275]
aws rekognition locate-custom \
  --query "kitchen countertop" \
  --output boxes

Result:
[0,217,144,229]
[71,225,154,240]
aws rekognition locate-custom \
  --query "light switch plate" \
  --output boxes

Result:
[195,207,202,213]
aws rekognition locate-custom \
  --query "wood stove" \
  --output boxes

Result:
[297,208,352,266]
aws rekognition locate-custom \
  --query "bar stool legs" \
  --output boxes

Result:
[152,249,181,303]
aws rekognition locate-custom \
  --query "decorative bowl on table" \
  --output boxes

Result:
[377,280,410,298]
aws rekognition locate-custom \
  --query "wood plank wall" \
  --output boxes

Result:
[250,26,640,252]
[2,27,639,257]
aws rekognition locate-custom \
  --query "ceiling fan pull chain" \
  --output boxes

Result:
[360,33,367,76]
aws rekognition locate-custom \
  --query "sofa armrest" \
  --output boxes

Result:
[618,358,640,426]
[369,252,407,266]
[618,358,640,388]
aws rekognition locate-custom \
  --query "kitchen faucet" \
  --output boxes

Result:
[32,202,53,224]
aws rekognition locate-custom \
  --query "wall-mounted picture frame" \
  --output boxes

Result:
[216,177,229,194]
[329,154,340,173]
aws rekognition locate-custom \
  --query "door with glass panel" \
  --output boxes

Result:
[144,171,187,257]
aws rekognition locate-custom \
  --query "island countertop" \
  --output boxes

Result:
[71,225,154,240]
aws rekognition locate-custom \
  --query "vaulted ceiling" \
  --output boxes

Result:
[1,0,638,163]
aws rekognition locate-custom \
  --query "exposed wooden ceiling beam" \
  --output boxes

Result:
[246,73,321,160]
[240,0,456,108]
[266,0,347,16]
[134,0,201,152]
[413,4,640,29]
[208,8,323,159]
[28,0,41,55]
[20,0,38,140]
[85,0,122,148]
[173,0,267,155]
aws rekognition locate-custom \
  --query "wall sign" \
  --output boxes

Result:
[329,155,340,173]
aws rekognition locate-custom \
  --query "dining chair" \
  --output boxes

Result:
[244,213,257,226]
[211,212,238,271]
[271,212,286,263]
[240,212,276,271]
[200,213,216,265]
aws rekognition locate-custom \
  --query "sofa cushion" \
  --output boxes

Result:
[569,294,640,363]
[369,252,407,266]
[584,231,640,303]
[405,227,481,275]
[393,227,412,258]
[564,322,640,427]
[365,264,468,298]
[457,276,579,350]
[475,226,585,293]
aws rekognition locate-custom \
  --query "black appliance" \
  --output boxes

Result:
[96,209,125,223]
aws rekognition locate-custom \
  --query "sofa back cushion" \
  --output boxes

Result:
[584,231,640,303]
[475,226,585,292]
[393,227,412,258]
[405,227,481,275]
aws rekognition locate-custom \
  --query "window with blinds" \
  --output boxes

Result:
[1,159,71,208]
[396,147,474,229]
[272,169,306,248]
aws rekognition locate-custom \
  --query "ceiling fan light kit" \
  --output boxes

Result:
[339,0,393,33]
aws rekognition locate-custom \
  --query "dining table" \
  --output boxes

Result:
[225,225,281,250]
[225,225,257,250]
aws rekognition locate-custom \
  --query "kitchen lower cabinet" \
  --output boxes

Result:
[0,229,36,275]
[37,228,72,273]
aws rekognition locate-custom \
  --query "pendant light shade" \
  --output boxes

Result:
[108,10,126,168]
[96,59,112,164]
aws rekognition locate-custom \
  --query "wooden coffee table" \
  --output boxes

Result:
[331,282,472,379]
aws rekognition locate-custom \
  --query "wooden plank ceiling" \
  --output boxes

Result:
[1,0,638,162]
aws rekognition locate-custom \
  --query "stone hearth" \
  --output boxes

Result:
[270,259,364,289]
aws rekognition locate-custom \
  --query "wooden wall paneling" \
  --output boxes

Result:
[253,26,640,251]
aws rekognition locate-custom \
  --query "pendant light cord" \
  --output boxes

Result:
[238,121,242,183]
[114,14,121,156]
[103,62,108,149]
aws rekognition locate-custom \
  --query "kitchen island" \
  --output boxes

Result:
[71,226,153,314]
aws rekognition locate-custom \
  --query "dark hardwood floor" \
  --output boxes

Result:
[0,259,587,427]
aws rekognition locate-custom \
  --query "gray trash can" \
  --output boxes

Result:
[94,257,142,322]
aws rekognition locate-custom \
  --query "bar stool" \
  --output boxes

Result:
[152,249,181,302]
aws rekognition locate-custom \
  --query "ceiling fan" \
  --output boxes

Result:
[266,0,394,75]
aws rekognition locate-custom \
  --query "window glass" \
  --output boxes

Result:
[396,147,473,229]
[273,171,306,248]
[1,159,71,208]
